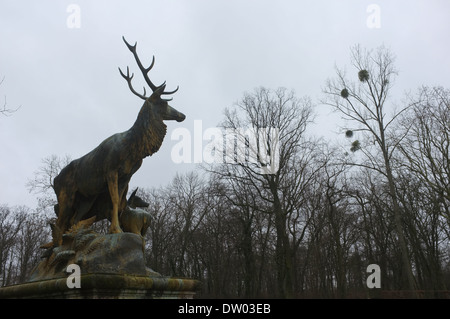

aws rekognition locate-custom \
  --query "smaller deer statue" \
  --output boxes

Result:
[120,188,153,237]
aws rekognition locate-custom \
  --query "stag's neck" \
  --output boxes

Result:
[129,105,167,159]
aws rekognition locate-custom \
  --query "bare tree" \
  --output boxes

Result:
[0,76,20,116]
[399,86,450,222]
[0,205,24,286]
[395,86,450,293]
[213,168,265,297]
[142,187,176,275]
[0,205,51,285]
[26,154,72,213]
[322,44,417,291]
[164,172,210,276]
[209,87,315,298]
[12,208,49,284]
[395,171,448,292]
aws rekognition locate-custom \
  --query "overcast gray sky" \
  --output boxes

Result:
[1,0,449,209]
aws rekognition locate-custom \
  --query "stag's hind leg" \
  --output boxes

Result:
[54,187,76,245]
[107,171,123,234]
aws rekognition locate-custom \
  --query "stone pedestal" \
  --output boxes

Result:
[0,274,200,299]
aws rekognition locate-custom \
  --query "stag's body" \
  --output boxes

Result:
[52,37,185,245]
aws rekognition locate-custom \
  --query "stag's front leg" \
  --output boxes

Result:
[107,171,123,234]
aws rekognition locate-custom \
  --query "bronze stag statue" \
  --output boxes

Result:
[51,37,185,246]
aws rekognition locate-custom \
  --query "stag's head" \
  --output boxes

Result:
[119,36,185,123]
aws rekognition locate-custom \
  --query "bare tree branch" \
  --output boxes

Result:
[0,76,20,116]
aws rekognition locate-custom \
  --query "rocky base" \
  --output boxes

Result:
[0,227,201,298]
[30,229,159,281]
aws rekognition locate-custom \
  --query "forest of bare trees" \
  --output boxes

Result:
[1,46,449,298]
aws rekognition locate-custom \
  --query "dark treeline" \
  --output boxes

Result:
[1,46,449,298]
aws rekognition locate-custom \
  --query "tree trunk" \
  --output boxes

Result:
[271,180,294,298]
[381,136,417,293]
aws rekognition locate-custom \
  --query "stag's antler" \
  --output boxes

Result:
[118,66,148,100]
[119,36,178,100]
